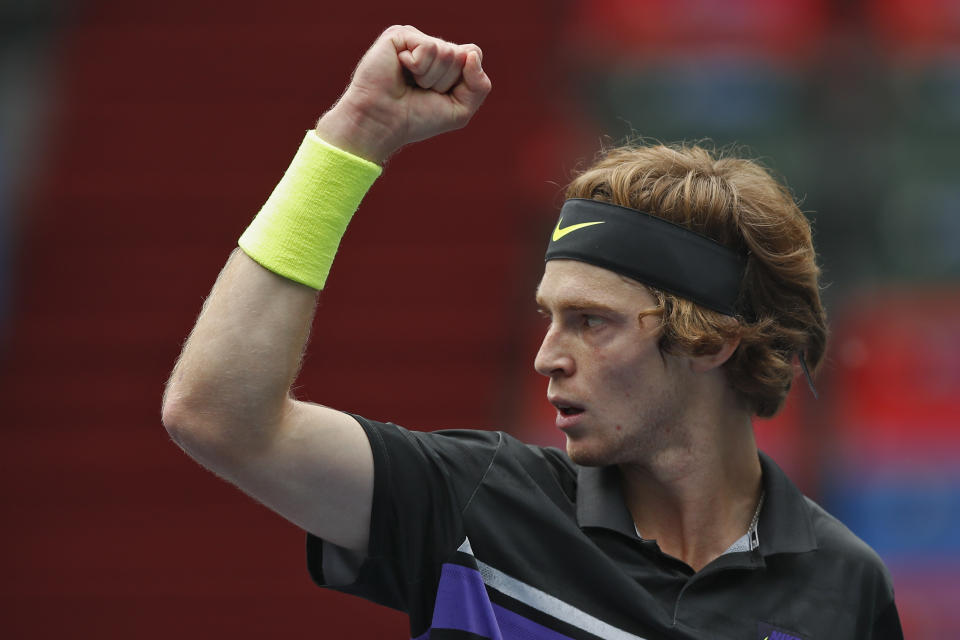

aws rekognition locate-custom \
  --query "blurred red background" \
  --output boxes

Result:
[1,0,957,637]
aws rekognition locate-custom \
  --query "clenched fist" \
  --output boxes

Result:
[316,25,492,163]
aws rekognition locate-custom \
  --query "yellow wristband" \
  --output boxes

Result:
[238,131,382,289]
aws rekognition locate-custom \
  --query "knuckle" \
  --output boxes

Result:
[436,45,455,62]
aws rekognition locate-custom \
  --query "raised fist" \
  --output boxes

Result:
[317,25,492,163]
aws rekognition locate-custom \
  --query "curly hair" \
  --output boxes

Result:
[564,143,827,417]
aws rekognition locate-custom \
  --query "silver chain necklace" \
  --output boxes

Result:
[749,490,766,533]
[747,490,766,550]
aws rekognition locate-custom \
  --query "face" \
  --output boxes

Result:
[534,260,693,467]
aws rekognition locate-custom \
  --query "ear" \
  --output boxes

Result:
[689,336,741,373]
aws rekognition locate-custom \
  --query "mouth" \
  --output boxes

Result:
[550,397,585,418]
[556,405,584,416]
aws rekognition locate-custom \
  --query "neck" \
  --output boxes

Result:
[618,409,762,572]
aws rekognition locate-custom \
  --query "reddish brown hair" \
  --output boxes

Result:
[565,143,827,417]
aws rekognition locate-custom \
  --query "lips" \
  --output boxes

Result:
[549,396,586,430]
[557,404,584,416]
[549,396,585,415]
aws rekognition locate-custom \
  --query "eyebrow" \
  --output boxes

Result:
[534,295,622,315]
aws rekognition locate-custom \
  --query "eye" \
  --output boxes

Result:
[583,315,605,329]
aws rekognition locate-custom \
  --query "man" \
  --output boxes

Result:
[162,25,902,639]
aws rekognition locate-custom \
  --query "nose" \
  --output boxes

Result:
[534,325,575,378]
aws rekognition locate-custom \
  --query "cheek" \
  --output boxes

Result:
[598,352,648,391]
[601,350,671,410]
[588,333,665,399]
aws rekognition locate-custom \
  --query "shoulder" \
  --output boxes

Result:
[805,496,880,563]
[424,429,578,506]
[409,426,575,477]
[523,440,576,474]
[804,495,895,593]
[352,416,504,466]
[432,430,576,486]
[353,417,576,491]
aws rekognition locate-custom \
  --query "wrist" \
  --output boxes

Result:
[315,94,403,165]
[238,132,382,290]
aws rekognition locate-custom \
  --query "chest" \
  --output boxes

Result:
[458,493,864,639]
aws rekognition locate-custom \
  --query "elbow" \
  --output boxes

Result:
[161,379,228,461]
[161,381,283,463]
[161,393,241,470]
[161,387,207,454]
[160,394,192,450]
[161,369,189,434]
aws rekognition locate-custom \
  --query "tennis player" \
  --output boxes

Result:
[162,25,902,639]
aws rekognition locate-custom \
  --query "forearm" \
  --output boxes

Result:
[163,111,385,462]
[163,248,318,452]
[162,111,384,468]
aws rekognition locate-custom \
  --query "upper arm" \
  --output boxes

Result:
[192,400,374,553]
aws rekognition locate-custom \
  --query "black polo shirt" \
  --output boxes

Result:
[307,416,903,639]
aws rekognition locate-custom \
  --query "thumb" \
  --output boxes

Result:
[452,51,492,115]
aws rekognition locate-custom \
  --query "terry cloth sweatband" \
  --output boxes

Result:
[238,131,382,290]
[545,198,746,316]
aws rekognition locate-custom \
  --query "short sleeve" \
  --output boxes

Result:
[306,416,503,612]
[870,600,904,639]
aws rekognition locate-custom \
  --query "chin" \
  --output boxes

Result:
[565,438,617,467]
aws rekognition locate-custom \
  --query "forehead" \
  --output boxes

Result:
[536,259,656,310]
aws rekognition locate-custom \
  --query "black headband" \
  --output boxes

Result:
[544,198,746,316]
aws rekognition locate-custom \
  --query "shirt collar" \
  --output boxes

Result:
[575,450,818,556]
[755,450,819,555]
[576,463,636,537]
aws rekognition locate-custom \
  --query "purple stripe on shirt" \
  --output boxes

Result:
[428,563,502,639]
[491,603,576,640]
[411,563,575,640]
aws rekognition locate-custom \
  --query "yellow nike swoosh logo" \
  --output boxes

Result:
[552,218,605,241]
